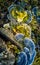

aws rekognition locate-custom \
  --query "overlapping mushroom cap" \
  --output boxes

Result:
[13,24,31,38]
[16,38,36,65]
[8,4,32,24]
